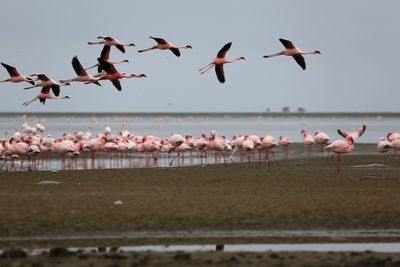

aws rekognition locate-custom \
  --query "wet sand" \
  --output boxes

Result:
[1,149,400,266]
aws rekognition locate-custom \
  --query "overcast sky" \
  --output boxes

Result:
[0,0,398,113]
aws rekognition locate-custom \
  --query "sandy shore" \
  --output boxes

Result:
[1,149,400,266]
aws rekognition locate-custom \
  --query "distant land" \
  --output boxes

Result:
[0,112,400,118]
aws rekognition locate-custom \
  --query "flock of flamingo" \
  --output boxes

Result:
[0,35,398,173]
[0,35,321,105]
[0,117,399,173]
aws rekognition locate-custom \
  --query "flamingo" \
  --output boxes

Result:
[23,87,70,106]
[92,58,146,91]
[138,36,192,57]
[87,36,135,53]
[199,42,245,83]
[24,74,69,97]
[260,135,279,162]
[279,135,292,159]
[0,63,35,85]
[377,137,392,162]
[85,45,129,73]
[301,130,315,156]
[263,38,320,70]
[337,125,366,141]
[59,56,101,86]
[325,136,354,173]
[387,131,400,142]
[314,130,330,157]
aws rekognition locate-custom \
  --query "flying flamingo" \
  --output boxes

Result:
[24,74,69,97]
[87,36,135,53]
[0,63,35,85]
[59,56,101,86]
[23,86,70,106]
[138,36,192,57]
[85,45,129,73]
[263,38,321,70]
[325,136,354,173]
[198,42,245,83]
[92,58,146,91]
[337,125,366,141]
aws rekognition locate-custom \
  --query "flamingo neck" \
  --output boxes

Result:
[301,50,319,55]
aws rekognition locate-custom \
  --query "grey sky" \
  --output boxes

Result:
[0,0,398,112]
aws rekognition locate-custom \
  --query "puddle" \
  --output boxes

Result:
[3,229,400,242]
[3,243,400,256]
[37,180,61,185]
[351,164,389,168]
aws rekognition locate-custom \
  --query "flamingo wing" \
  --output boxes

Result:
[40,87,51,94]
[115,44,126,53]
[150,36,168,45]
[337,129,348,138]
[169,48,180,57]
[39,98,46,104]
[100,45,111,60]
[292,54,306,70]
[215,64,225,83]
[279,38,296,49]
[111,79,122,91]
[35,74,50,81]
[97,58,118,74]
[217,42,232,58]
[358,125,367,137]
[72,56,88,76]
[51,84,60,97]
[1,63,19,77]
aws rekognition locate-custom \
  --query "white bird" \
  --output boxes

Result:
[263,38,320,70]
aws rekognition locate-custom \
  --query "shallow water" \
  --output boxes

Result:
[3,229,400,242]
[3,243,400,255]
[1,113,399,143]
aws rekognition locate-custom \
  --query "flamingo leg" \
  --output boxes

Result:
[200,64,215,75]
[23,98,38,106]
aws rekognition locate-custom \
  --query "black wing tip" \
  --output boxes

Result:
[337,129,346,138]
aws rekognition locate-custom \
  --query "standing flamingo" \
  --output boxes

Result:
[23,87,70,106]
[199,42,245,83]
[263,38,320,70]
[279,135,293,159]
[325,136,354,173]
[85,45,130,73]
[87,36,135,53]
[377,137,392,162]
[138,36,192,57]
[314,130,330,157]
[0,63,35,85]
[387,131,400,142]
[301,130,315,157]
[337,125,366,141]
[92,58,146,91]
[60,56,101,86]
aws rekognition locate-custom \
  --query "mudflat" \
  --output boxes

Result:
[1,151,400,266]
